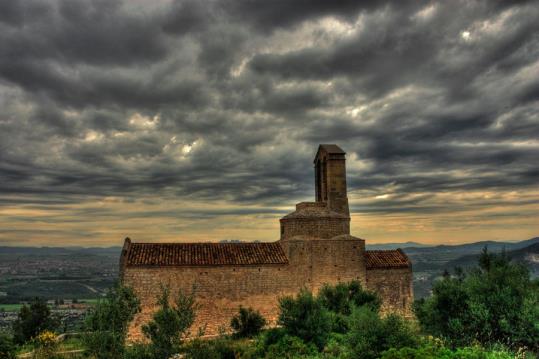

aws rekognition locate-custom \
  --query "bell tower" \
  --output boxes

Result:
[314,144,349,217]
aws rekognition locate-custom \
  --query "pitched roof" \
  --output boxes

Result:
[364,249,411,269]
[319,144,345,154]
[125,241,288,267]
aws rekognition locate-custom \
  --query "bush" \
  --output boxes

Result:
[82,283,140,359]
[230,306,267,338]
[33,330,58,359]
[143,285,198,359]
[0,333,16,359]
[322,332,351,358]
[123,343,153,359]
[12,297,59,344]
[346,306,420,359]
[318,281,381,315]
[414,248,539,350]
[380,341,516,359]
[258,327,287,349]
[182,336,252,359]
[278,289,332,349]
[264,334,319,359]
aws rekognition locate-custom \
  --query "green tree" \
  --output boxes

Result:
[346,306,420,359]
[230,306,267,338]
[264,334,319,359]
[318,280,381,334]
[12,297,59,344]
[414,247,539,350]
[278,289,332,349]
[0,333,16,359]
[82,282,140,359]
[143,285,198,359]
[318,280,380,315]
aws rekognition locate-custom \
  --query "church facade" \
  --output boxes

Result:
[120,144,413,341]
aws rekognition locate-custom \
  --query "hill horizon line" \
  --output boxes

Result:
[0,236,537,250]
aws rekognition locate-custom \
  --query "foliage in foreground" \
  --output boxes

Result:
[12,297,59,345]
[230,306,267,338]
[33,330,59,359]
[82,282,140,359]
[0,333,17,359]
[345,307,419,359]
[278,289,333,349]
[414,248,539,351]
[380,339,518,359]
[142,285,198,359]
[77,250,537,358]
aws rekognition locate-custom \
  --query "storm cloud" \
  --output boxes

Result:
[0,0,538,245]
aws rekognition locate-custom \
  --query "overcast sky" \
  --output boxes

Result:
[0,0,538,246]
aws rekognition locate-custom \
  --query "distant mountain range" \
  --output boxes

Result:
[366,237,539,251]
[0,246,121,256]
[401,237,539,274]
[366,242,432,250]
[444,242,539,272]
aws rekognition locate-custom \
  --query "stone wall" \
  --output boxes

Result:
[123,264,291,341]
[283,237,366,292]
[325,157,349,216]
[123,237,368,341]
[280,217,350,240]
[365,267,414,318]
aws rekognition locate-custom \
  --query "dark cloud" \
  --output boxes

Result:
[163,0,214,35]
[0,0,538,244]
[223,0,418,32]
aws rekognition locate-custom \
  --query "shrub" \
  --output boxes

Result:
[33,330,58,359]
[12,297,59,344]
[414,248,539,350]
[264,334,319,359]
[258,327,287,349]
[183,338,221,359]
[82,283,140,359]
[380,342,516,359]
[143,285,198,359]
[346,306,420,359]
[322,332,351,358]
[123,343,153,359]
[230,306,267,338]
[278,289,332,349]
[319,281,381,315]
[0,333,16,359]
[182,336,251,359]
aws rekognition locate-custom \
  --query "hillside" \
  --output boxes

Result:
[406,237,539,298]
[444,242,539,275]
[402,237,539,272]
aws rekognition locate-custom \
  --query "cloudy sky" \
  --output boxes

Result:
[0,0,538,247]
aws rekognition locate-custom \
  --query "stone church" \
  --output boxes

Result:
[120,144,412,340]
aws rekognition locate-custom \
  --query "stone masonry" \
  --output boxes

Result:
[120,144,413,341]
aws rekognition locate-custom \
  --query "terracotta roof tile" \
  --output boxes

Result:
[365,249,411,269]
[126,242,288,266]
